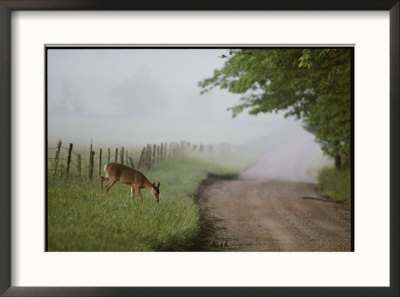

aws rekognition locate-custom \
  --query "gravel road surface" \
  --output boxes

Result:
[195,137,352,251]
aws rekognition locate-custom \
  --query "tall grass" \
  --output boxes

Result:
[47,155,241,251]
[317,166,351,204]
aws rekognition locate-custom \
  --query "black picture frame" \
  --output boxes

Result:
[0,1,398,296]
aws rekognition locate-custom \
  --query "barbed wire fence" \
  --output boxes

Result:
[48,139,214,181]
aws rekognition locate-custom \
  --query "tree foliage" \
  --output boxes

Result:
[199,48,352,168]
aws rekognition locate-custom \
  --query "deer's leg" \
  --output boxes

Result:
[136,188,144,203]
[100,176,109,193]
[130,187,135,200]
[105,178,117,194]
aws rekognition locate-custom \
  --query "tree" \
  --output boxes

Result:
[198,48,352,169]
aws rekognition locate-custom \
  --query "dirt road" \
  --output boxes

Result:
[195,137,352,251]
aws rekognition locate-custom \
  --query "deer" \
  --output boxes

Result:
[100,162,160,203]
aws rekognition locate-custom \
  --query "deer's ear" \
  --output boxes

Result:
[157,182,160,188]
[152,183,156,187]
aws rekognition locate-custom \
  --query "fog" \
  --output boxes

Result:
[48,49,324,170]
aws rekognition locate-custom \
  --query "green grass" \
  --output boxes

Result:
[47,155,241,251]
[317,166,351,204]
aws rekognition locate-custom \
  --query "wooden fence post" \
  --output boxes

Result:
[138,147,145,169]
[107,148,110,163]
[77,154,81,178]
[65,143,73,178]
[98,148,102,176]
[129,157,134,169]
[145,145,149,169]
[146,144,151,169]
[120,147,125,164]
[89,144,95,181]
[143,146,147,169]
[125,149,129,166]
[138,148,142,168]
[145,145,148,169]
[115,148,118,163]
[53,140,62,177]
[153,144,156,166]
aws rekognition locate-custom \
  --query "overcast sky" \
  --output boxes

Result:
[47,48,315,148]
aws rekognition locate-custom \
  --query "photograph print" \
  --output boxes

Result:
[46,47,353,252]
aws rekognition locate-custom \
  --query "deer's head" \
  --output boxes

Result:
[151,182,160,203]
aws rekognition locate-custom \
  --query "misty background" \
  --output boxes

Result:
[48,49,328,181]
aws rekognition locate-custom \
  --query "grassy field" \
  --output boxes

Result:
[317,166,351,204]
[47,153,246,251]
[307,151,351,205]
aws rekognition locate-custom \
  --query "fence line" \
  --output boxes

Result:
[48,139,212,181]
